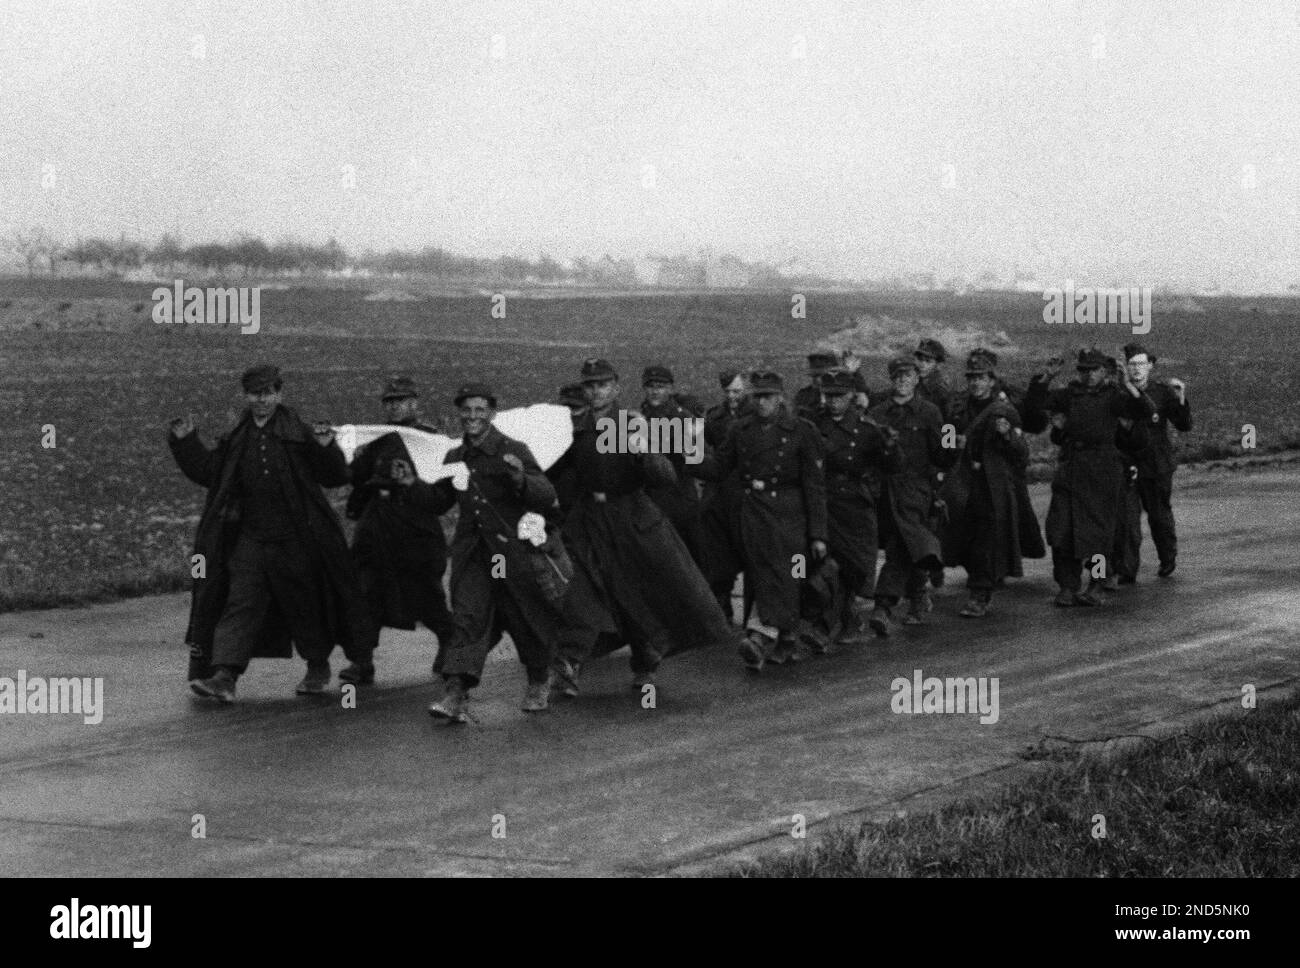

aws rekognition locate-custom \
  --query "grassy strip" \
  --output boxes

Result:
[729,690,1300,877]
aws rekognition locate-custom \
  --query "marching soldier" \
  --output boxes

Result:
[426,383,570,722]
[172,363,366,703]
[640,365,705,565]
[343,376,455,686]
[1042,348,1154,606]
[699,370,828,669]
[1123,343,1191,578]
[867,356,957,634]
[913,338,952,422]
[793,351,839,420]
[701,370,751,620]
[808,370,900,643]
[939,350,1049,618]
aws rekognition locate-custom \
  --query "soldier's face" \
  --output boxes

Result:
[1126,355,1152,385]
[914,354,937,377]
[458,397,495,438]
[644,381,672,407]
[826,392,852,416]
[753,392,782,418]
[245,387,281,420]
[966,372,994,399]
[382,396,418,423]
[891,369,919,395]
[1079,366,1105,387]
[723,377,746,407]
[585,378,618,412]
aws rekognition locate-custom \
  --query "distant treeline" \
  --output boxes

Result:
[13,230,835,288]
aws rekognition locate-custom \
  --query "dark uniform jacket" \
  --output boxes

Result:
[168,405,365,668]
[917,370,953,423]
[793,383,822,422]
[639,396,703,533]
[699,409,828,630]
[867,395,956,566]
[1134,380,1191,479]
[811,408,900,573]
[1042,381,1154,559]
[346,418,449,630]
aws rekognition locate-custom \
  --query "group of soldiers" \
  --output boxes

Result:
[170,337,1190,722]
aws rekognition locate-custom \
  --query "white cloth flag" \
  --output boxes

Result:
[333,403,573,487]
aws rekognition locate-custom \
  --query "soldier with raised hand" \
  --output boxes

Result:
[867,356,957,635]
[698,370,828,670]
[172,363,367,703]
[1042,348,1155,607]
[342,375,455,687]
[808,370,901,643]
[1122,342,1191,578]
[426,383,569,723]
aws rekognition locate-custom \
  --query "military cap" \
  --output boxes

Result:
[453,382,497,407]
[807,351,838,373]
[642,365,674,386]
[1122,342,1157,364]
[965,348,998,375]
[580,358,618,383]
[558,382,587,407]
[888,355,919,378]
[818,370,856,395]
[1103,355,1120,375]
[1076,348,1107,370]
[749,370,784,395]
[241,363,281,393]
[674,391,706,417]
[380,375,419,401]
[718,369,741,388]
[915,338,948,363]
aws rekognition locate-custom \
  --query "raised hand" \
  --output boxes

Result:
[169,412,196,439]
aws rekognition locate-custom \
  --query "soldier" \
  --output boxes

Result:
[939,350,1050,618]
[639,365,705,565]
[867,356,957,635]
[793,351,839,421]
[808,370,901,643]
[548,359,739,694]
[1123,343,1191,578]
[172,363,366,703]
[701,370,750,620]
[698,370,828,669]
[342,376,455,686]
[913,338,952,421]
[1042,348,1154,606]
[426,383,569,722]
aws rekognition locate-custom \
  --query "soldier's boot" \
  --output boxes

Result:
[767,632,802,665]
[959,593,991,619]
[1074,580,1106,607]
[738,631,769,673]
[1053,586,1077,607]
[835,609,865,644]
[630,669,656,692]
[190,667,237,704]
[295,660,331,695]
[1157,560,1177,578]
[339,661,376,686]
[428,675,470,724]
[929,566,945,589]
[869,606,892,638]
[550,656,582,700]
[903,592,933,626]
[1100,573,1120,592]
[521,677,550,713]
[799,625,831,655]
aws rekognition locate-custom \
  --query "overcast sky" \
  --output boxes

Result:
[3,0,1298,290]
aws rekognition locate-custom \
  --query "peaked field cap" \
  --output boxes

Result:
[807,351,838,372]
[1123,342,1157,363]
[819,369,856,394]
[241,363,281,392]
[580,358,618,383]
[642,365,674,385]
[718,369,741,388]
[558,382,587,406]
[888,355,919,377]
[965,348,998,374]
[1076,348,1108,369]
[915,338,948,362]
[749,370,784,394]
[454,382,497,407]
[381,375,418,400]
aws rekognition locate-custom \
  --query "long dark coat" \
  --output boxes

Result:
[701,409,828,631]
[548,408,733,657]
[168,405,365,673]
[940,393,1043,579]
[1043,382,1153,560]
[810,407,900,574]
[346,419,449,630]
[640,396,704,558]
[866,395,954,568]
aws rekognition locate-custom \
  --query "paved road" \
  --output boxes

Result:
[2,465,1298,876]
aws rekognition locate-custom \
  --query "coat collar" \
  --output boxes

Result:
[228,405,306,443]
[461,423,504,457]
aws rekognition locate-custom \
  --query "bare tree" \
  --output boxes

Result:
[12,226,58,276]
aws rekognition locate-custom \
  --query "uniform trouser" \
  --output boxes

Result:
[212,534,329,675]
[874,533,929,608]
[554,564,660,674]
[1136,474,1177,568]
[1112,484,1142,580]
[439,546,555,689]
[352,569,455,671]
[963,493,998,599]
[1052,549,1086,593]
[811,556,869,633]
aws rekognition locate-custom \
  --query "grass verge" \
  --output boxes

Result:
[729,688,1300,877]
